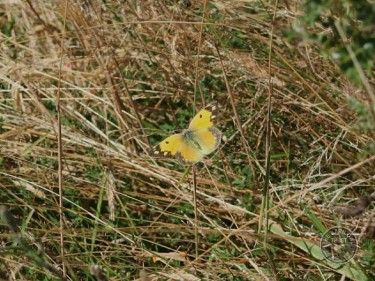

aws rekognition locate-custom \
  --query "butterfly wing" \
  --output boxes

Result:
[188,101,218,130]
[152,134,184,158]
[176,127,222,165]
[176,140,205,165]
[153,133,204,165]
[192,127,222,155]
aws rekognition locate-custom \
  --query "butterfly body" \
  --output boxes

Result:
[153,102,221,165]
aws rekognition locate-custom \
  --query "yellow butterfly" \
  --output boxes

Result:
[152,101,222,165]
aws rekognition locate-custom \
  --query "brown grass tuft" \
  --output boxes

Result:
[0,0,374,280]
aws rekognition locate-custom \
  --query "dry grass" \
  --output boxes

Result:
[0,0,374,280]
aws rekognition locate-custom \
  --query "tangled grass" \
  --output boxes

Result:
[0,0,374,280]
